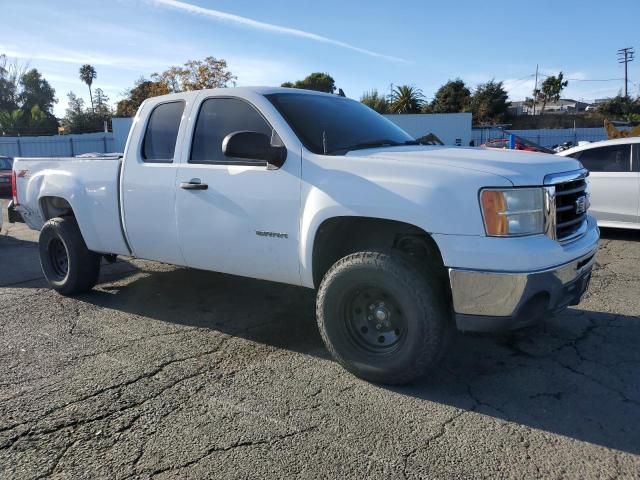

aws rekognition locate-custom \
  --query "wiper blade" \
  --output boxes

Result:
[327,139,403,155]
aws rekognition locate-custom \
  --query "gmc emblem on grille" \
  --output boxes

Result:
[575,196,587,215]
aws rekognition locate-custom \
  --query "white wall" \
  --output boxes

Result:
[112,117,134,153]
[384,113,472,146]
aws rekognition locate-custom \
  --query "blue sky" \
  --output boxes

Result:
[3,0,640,117]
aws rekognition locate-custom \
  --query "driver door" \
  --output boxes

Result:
[174,95,301,285]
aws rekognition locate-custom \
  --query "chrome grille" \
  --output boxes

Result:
[554,178,588,240]
[544,169,589,243]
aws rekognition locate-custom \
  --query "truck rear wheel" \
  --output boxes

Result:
[317,251,450,385]
[39,217,101,295]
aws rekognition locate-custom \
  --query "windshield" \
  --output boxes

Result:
[266,93,414,155]
[0,158,13,170]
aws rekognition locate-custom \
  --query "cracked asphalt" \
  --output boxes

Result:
[1,200,639,479]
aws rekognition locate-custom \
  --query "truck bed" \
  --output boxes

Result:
[13,155,130,255]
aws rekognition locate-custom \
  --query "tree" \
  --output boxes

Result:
[79,64,97,111]
[469,80,510,124]
[93,88,110,115]
[281,72,336,93]
[537,72,568,114]
[360,89,389,114]
[116,77,170,117]
[389,85,424,113]
[62,91,109,133]
[0,57,58,134]
[16,68,58,133]
[152,56,236,92]
[0,54,26,112]
[597,94,640,119]
[18,69,56,114]
[430,79,471,113]
[0,108,24,134]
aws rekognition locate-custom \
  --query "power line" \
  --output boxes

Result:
[538,73,623,82]
[617,47,635,97]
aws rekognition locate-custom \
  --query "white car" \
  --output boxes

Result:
[8,87,599,384]
[558,138,640,229]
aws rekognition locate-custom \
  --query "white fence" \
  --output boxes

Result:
[0,132,115,157]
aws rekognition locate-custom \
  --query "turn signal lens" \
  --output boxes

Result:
[480,190,508,235]
[480,188,544,236]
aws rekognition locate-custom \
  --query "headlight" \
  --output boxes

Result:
[480,188,544,236]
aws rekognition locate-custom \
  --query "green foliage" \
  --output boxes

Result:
[151,57,236,92]
[430,79,471,113]
[389,85,424,113]
[0,108,24,133]
[0,55,22,112]
[116,77,170,117]
[536,72,568,113]
[470,80,510,124]
[281,72,336,93]
[62,91,112,134]
[0,56,58,134]
[597,95,640,119]
[18,69,57,113]
[360,89,389,113]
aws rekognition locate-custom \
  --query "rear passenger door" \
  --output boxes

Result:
[121,99,189,265]
[573,144,638,225]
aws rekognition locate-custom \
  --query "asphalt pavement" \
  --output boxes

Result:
[1,199,639,479]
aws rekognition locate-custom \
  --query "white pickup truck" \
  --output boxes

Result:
[8,87,599,384]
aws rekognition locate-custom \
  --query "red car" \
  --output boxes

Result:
[0,157,13,198]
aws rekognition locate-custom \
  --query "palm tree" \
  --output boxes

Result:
[389,85,425,113]
[79,64,97,111]
[0,109,24,134]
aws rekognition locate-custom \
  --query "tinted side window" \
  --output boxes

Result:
[577,145,631,172]
[190,98,273,163]
[142,101,185,162]
[634,144,640,172]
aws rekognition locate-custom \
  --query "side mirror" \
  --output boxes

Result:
[222,131,287,169]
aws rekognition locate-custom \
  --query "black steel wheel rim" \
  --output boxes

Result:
[343,286,407,355]
[48,237,69,280]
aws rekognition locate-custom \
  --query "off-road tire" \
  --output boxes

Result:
[317,251,451,385]
[39,217,101,295]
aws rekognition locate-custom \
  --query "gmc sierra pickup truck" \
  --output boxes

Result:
[8,87,599,384]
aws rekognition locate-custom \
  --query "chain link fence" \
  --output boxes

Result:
[472,127,608,149]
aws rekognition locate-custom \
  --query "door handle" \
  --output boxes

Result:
[180,179,208,190]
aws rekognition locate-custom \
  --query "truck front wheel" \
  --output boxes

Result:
[317,251,451,385]
[39,217,101,295]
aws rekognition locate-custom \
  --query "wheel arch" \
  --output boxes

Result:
[309,215,447,290]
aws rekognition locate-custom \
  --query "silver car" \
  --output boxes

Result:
[558,138,640,229]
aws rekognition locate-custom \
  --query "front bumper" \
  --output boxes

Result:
[449,241,598,333]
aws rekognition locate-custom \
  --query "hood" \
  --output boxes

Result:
[346,145,583,185]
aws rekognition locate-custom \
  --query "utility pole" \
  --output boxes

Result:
[617,47,635,97]
[532,64,539,115]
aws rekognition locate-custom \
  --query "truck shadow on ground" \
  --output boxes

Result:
[599,227,640,241]
[78,265,640,455]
